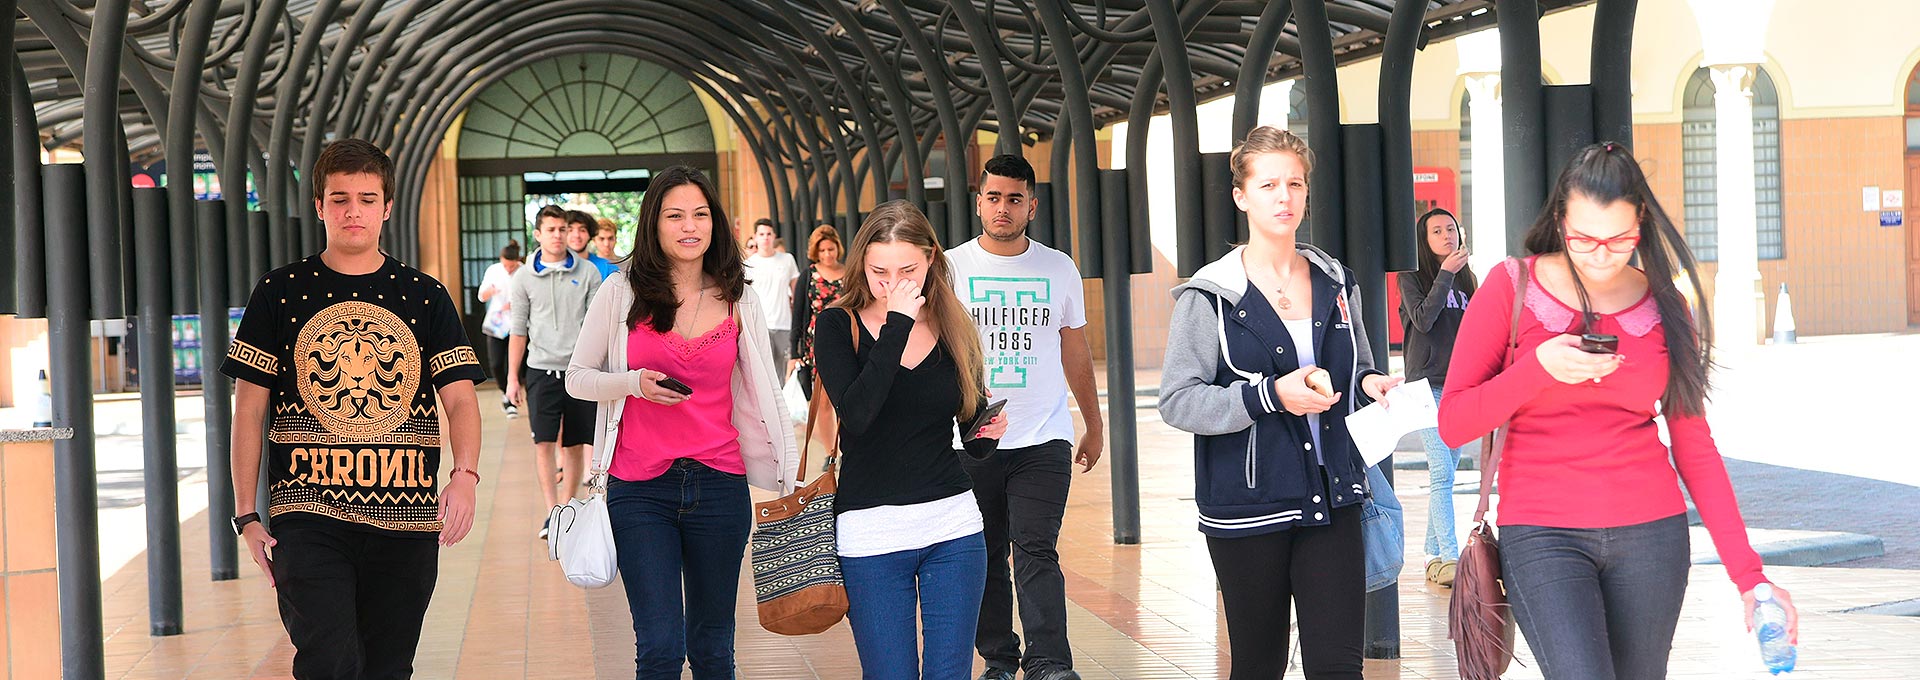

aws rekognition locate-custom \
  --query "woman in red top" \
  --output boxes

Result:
[1438,143,1798,678]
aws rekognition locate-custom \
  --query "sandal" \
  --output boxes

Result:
[1426,558,1457,587]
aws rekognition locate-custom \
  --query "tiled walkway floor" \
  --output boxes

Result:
[98,388,1920,679]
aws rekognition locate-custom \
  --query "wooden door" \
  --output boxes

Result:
[1908,155,1920,325]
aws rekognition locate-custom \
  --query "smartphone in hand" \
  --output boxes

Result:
[1579,333,1619,354]
[962,398,1008,442]
[658,376,694,396]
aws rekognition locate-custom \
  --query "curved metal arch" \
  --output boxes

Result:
[380,17,813,248]
[387,36,788,253]
[361,1,833,226]
[294,0,387,227]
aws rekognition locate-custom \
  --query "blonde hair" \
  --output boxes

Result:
[1230,125,1315,188]
[832,201,985,420]
[807,224,843,264]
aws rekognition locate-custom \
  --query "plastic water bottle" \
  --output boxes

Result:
[1752,583,1796,674]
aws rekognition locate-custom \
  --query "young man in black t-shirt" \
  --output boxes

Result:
[224,139,485,679]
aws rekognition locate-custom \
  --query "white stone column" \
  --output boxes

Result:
[1711,63,1762,348]
[1463,73,1507,275]
[1456,29,1508,275]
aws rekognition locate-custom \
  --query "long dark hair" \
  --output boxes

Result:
[623,166,745,332]
[1522,142,1712,417]
[1412,207,1479,297]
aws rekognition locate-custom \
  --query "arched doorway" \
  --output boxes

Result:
[453,52,720,343]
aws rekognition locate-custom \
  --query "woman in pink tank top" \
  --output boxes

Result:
[564,166,799,678]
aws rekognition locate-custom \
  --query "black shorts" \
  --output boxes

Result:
[525,368,595,447]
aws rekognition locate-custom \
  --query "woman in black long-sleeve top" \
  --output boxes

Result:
[814,200,1007,679]
[1396,207,1479,587]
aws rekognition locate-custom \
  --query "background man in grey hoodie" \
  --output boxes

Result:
[507,204,603,537]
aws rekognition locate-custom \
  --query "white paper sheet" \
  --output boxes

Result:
[1345,378,1440,467]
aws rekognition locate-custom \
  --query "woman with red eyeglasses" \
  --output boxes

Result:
[1438,142,1797,678]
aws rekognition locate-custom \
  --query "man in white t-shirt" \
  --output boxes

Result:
[476,241,521,418]
[742,218,800,368]
[947,155,1104,680]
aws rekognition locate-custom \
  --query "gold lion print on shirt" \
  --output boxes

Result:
[295,301,422,439]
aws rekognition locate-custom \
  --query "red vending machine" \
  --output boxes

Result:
[1386,167,1460,348]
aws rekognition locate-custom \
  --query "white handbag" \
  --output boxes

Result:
[547,434,617,589]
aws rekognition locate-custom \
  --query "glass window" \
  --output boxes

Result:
[1680,66,1784,262]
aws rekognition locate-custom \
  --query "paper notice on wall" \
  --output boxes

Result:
[1884,190,1904,209]
[1863,186,1882,212]
[1344,378,1440,468]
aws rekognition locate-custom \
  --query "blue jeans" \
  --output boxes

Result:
[1418,385,1461,560]
[607,459,753,680]
[1501,514,1692,679]
[841,533,988,680]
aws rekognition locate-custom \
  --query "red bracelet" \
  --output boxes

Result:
[450,467,481,485]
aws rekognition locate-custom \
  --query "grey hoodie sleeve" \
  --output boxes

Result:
[1346,270,1387,407]
[1158,290,1263,436]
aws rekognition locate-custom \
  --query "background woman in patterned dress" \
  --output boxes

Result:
[790,224,847,456]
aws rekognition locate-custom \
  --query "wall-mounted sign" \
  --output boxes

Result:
[1883,189,1904,209]
[1880,210,1903,227]
[1863,186,1881,212]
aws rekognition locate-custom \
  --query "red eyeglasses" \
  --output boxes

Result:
[1565,234,1639,254]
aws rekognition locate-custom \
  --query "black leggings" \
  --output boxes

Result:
[486,335,510,394]
[1206,503,1365,680]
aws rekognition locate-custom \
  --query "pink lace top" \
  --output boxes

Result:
[610,314,745,482]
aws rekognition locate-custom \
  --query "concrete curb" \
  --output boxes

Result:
[1693,530,1886,568]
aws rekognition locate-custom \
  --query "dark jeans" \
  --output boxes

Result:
[1206,503,1364,680]
[270,518,439,680]
[608,459,753,680]
[959,440,1073,673]
[841,533,988,680]
[1501,513,1691,680]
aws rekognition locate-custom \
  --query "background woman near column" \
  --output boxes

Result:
[1438,143,1798,678]
[1398,207,1478,587]
[1158,126,1401,680]
[789,224,847,453]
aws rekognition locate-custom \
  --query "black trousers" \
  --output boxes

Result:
[959,440,1074,673]
[486,334,510,395]
[1206,503,1365,680]
[271,518,440,680]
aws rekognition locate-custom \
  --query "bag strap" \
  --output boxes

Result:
[797,310,853,478]
[1472,256,1528,524]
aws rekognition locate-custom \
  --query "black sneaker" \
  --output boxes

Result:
[976,670,1016,680]
[1024,669,1082,680]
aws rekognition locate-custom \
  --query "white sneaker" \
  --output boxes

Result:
[537,517,550,540]
[505,404,519,419]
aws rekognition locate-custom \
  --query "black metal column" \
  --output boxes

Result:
[1342,124,1399,660]
[1098,168,1139,544]
[1499,0,1548,252]
[0,0,13,315]
[46,163,105,680]
[1591,0,1640,147]
[198,200,239,580]
[1232,0,1295,141]
[132,187,183,636]
[83,0,131,321]
[11,63,43,319]
[1294,0,1347,255]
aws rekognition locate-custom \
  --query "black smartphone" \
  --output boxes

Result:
[1579,333,1619,354]
[962,398,1009,442]
[657,376,694,396]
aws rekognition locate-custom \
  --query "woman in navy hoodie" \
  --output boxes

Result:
[1158,126,1402,680]
[1397,207,1479,587]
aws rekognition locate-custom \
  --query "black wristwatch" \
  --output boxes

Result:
[231,512,261,536]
